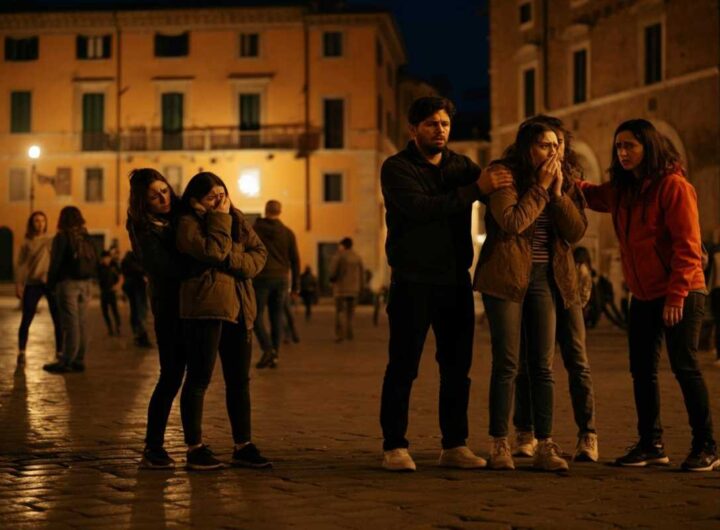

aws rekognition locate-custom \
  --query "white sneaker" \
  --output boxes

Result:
[438,446,487,469]
[382,448,416,472]
[533,439,570,472]
[574,433,599,462]
[513,431,538,457]
[489,437,515,470]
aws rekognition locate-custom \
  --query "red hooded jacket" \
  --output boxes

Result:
[578,172,705,307]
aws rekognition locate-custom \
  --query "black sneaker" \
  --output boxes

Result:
[43,361,71,374]
[70,361,85,372]
[231,443,272,468]
[186,445,223,470]
[140,447,175,470]
[615,441,670,467]
[681,444,720,472]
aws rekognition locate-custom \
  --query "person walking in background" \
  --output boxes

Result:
[97,250,122,337]
[579,119,717,471]
[43,206,97,374]
[15,211,63,367]
[508,116,599,465]
[379,96,512,472]
[176,172,269,470]
[329,237,364,342]
[282,293,300,344]
[121,250,152,348]
[299,266,318,320]
[252,200,300,369]
[127,168,187,469]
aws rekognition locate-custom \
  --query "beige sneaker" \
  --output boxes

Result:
[438,446,487,469]
[574,433,599,462]
[533,439,570,472]
[382,448,416,472]
[489,437,515,470]
[513,431,538,457]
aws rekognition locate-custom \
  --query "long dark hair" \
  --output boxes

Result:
[57,206,85,232]
[182,171,247,243]
[499,119,560,193]
[126,168,178,233]
[526,114,582,181]
[609,119,684,197]
[25,211,48,239]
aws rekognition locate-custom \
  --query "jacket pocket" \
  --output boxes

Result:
[180,269,238,320]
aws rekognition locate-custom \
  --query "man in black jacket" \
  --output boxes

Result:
[379,96,512,471]
[253,200,300,369]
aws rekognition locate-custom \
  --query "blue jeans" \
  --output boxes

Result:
[253,277,288,355]
[56,279,92,365]
[514,302,596,435]
[484,263,557,440]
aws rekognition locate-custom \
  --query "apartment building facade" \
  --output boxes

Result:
[489,0,720,280]
[0,4,405,291]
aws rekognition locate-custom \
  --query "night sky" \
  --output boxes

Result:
[3,0,490,134]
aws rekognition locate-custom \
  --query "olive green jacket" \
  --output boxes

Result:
[473,179,587,307]
[177,208,267,328]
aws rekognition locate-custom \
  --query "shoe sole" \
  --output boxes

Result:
[681,460,720,472]
[616,457,670,467]
[230,460,273,469]
[488,461,515,471]
[573,452,599,463]
[382,465,416,472]
[186,463,225,471]
[512,450,534,458]
[139,460,176,470]
[438,458,488,469]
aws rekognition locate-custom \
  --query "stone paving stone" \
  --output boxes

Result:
[2,300,720,528]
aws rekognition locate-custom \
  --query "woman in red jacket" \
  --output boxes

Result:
[579,119,717,471]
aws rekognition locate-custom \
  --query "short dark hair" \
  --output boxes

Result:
[340,237,353,249]
[407,96,456,126]
[57,206,85,232]
[265,200,282,216]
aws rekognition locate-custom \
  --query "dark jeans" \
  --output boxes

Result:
[253,277,287,355]
[145,308,187,449]
[484,263,557,440]
[380,275,474,451]
[300,293,315,320]
[711,289,720,359]
[628,292,714,448]
[283,296,299,341]
[100,290,121,334]
[180,318,252,446]
[18,283,63,353]
[335,296,356,340]
[514,301,596,436]
[123,282,148,339]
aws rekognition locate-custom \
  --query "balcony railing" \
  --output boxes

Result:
[113,124,319,152]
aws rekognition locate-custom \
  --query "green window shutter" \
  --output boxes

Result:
[10,91,31,133]
[239,94,260,130]
[82,93,104,132]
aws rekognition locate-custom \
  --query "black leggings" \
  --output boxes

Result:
[145,309,186,449]
[18,283,63,353]
[180,318,252,446]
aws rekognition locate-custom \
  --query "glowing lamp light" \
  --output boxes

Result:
[28,145,41,159]
[237,169,260,198]
[476,234,487,245]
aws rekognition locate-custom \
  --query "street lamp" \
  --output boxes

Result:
[28,145,40,213]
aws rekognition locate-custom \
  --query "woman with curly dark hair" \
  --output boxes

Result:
[579,119,717,471]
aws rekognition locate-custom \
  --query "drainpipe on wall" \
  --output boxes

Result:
[542,0,549,111]
[114,12,123,228]
[304,15,312,232]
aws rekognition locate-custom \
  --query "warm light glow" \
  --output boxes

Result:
[28,145,41,159]
[237,169,260,198]
[476,234,487,244]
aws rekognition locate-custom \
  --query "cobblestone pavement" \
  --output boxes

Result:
[1,295,719,530]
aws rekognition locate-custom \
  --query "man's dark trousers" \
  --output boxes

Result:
[253,277,288,355]
[380,272,475,451]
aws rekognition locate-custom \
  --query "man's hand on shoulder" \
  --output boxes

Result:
[477,165,513,196]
